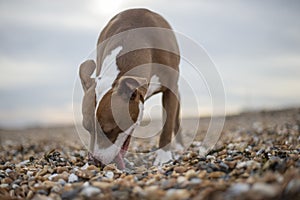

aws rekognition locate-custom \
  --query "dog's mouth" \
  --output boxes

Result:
[111,135,131,169]
[88,135,131,169]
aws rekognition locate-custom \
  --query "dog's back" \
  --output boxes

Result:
[96,8,180,82]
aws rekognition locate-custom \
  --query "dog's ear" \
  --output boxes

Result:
[79,60,96,92]
[117,76,147,100]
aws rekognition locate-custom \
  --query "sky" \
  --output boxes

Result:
[0,0,300,128]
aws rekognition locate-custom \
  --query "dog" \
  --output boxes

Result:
[79,8,183,169]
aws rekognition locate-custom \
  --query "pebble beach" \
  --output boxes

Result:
[0,108,299,200]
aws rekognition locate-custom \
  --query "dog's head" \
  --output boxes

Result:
[79,60,147,169]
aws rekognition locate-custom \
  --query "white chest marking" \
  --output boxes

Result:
[145,75,161,99]
[93,102,144,164]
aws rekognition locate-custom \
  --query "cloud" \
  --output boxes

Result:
[0,0,97,30]
[0,103,73,128]
[0,0,300,127]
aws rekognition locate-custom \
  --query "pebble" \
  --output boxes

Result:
[225,161,237,169]
[236,160,260,169]
[105,171,114,179]
[48,173,58,181]
[16,160,30,167]
[57,178,66,186]
[177,176,186,183]
[61,188,80,199]
[56,166,68,173]
[12,183,19,189]
[68,173,78,183]
[0,183,9,188]
[251,183,278,197]
[284,178,300,195]
[190,178,202,184]
[185,169,197,179]
[219,162,229,172]
[206,155,216,160]
[208,171,225,178]
[174,166,186,173]
[51,185,61,193]
[228,183,250,195]
[165,189,190,200]
[2,177,13,184]
[42,180,56,188]
[27,190,34,199]
[76,169,95,179]
[92,181,112,189]
[81,163,89,170]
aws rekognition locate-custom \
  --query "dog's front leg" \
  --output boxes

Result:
[154,88,179,165]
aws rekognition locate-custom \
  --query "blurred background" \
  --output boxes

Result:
[0,0,299,128]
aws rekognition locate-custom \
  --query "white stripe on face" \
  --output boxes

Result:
[93,102,144,165]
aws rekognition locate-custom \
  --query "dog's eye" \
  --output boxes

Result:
[130,90,137,100]
[139,94,144,103]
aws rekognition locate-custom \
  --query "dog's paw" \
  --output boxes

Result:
[171,142,184,152]
[153,149,173,166]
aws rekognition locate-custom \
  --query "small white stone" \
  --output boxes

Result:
[68,173,78,183]
[83,181,90,187]
[206,155,216,160]
[228,183,250,195]
[81,163,89,170]
[190,178,202,184]
[165,189,190,200]
[80,186,101,197]
[27,171,34,177]
[177,176,186,183]
[105,171,114,179]
[12,184,19,189]
[236,161,247,169]
[0,184,9,188]
[33,183,40,187]
[48,173,58,181]
[16,160,30,167]
[252,183,278,197]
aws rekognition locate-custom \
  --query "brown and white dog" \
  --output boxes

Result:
[79,8,183,169]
